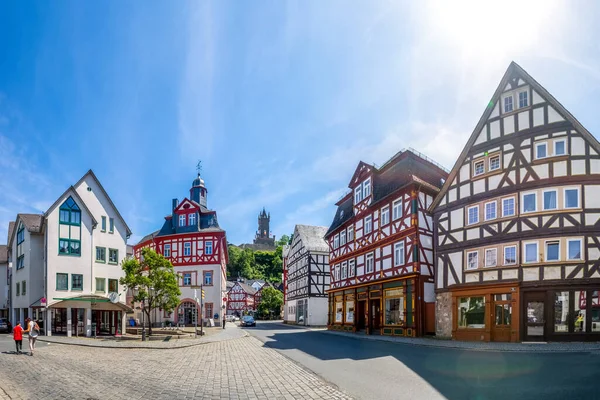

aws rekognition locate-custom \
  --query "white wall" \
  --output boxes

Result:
[307,297,328,326]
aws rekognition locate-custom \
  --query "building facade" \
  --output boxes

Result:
[226,281,256,316]
[432,62,600,342]
[134,172,228,326]
[9,170,132,337]
[326,149,448,337]
[284,225,329,326]
[0,244,8,319]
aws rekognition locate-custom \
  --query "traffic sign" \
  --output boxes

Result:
[222,297,227,302]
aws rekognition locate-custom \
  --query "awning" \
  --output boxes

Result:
[48,294,133,312]
[30,297,45,309]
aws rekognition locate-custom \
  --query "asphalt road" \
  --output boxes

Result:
[245,321,600,400]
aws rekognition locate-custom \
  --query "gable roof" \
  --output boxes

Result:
[8,214,44,247]
[347,161,374,188]
[430,61,600,211]
[7,221,15,245]
[294,225,328,253]
[235,282,256,295]
[44,186,96,226]
[0,245,7,263]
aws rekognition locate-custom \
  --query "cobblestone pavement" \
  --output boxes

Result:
[0,335,352,400]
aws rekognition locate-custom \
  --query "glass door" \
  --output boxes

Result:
[492,294,512,342]
[524,292,546,341]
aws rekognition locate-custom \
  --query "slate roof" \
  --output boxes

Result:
[0,245,7,264]
[325,197,354,237]
[226,281,235,289]
[294,225,328,253]
[137,230,160,246]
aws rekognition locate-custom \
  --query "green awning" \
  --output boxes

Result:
[53,297,110,302]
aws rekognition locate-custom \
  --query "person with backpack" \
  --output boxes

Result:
[23,318,40,356]
[12,321,23,354]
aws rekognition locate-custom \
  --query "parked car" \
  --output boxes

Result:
[0,318,10,333]
[226,315,235,322]
[240,316,256,327]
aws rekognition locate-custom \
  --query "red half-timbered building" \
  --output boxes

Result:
[134,171,228,326]
[226,282,256,316]
[326,149,448,337]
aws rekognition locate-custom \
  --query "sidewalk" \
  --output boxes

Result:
[321,329,600,353]
[37,322,246,349]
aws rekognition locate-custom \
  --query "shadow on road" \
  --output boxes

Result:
[255,324,600,400]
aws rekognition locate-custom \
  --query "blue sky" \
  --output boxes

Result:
[1,1,599,245]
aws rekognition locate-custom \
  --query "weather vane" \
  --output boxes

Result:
[196,160,202,175]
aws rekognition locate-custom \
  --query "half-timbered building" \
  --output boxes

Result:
[431,62,600,342]
[326,149,448,337]
[135,171,228,326]
[283,225,329,326]
[226,282,256,316]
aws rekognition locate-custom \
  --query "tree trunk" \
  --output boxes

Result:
[145,308,152,336]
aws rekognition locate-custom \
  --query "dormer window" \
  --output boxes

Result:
[354,186,362,204]
[363,178,371,198]
[189,213,196,226]
[179,214,186,227]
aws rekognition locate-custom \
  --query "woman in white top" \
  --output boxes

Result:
[23,318,40,356]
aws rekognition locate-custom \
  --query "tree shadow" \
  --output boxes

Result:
[257,326,600,400]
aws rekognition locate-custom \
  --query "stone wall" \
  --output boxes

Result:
[435,292,452,338]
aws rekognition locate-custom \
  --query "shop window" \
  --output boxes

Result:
[335,299,343,323]
[574,291,586,333]
[458,297,485,328]
[384,288,404,325]
[345,298,354,323]
[554,291,570,333]
[592,291,600,332]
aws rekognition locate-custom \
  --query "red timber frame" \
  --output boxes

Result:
[134,232,228,267]
[226,283,255,315]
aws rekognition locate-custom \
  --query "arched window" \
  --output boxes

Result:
[59,196,81,256]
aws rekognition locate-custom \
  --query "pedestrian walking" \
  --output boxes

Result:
[222,314,226,329]
[12,321,23,354]
[23,318,40,356]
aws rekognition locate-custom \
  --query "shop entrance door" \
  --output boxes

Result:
[491,294,512,342]
[356,300,366,331]
[369,299,381,333]
[524,292,546,341]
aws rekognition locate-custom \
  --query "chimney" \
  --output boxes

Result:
[172,198,179,210]
[172,198,178,230]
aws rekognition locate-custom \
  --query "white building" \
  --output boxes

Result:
[9,170,132,337]
[0,243,8,319]
[283,225,330,326]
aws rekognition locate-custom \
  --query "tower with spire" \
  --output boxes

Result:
[253,207,275,247]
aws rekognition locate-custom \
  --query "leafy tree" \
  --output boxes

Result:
[257,287,283,319]
[120,248,181,335]
[277,234,291,246]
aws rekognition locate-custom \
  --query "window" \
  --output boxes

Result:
[484,202,497,221]
[504,246,517,265]
[554,140,566,156]
[183,273,192,286]
[108,248,119,264]
[96,278,106,293]
[467,206,479,225]
[348,259,355,278]
[354,186,362,204]
[16,256,24,270]
[524,242,538,263]
[341,262,347,279]
[72,274,83,290]
[458,297,485,328]
[564,188,579,209]
[22,281,26,295]
[543,190,558,210]
[364,216,372,234]
[205,241,213,255]
[502,197,515,217]
[335,265,340,281]
[205,303,214,320]
[522,193,537,213]
[363,178,371,198]
[163,244,171,257]
[345,298,355,323]
[546,241,560,261]
[101,216,106,231]
[16,222,25,270]
[179,214,186,227]
[467,251,478,270]
[485,249,497,267]
[489,155,500,171]
[518,90,528,108]
[504,95,513,113]
[554,291,570,333]
[59,197,81,256]
[394,242,405,267]
[335,300,343,322]
[381,206,390,226]
[347,226,354,241]
[385,288,405,326]
[392,199,402,221]
[56,273,68,290]
[16,282,20,296]
[333,234,339,249]
[189,213,196,226]
[567,239,582,260]
[365,253,374,273]
[109,217,114,233]
[184,242,191,256]
[108,279,118,293]
[340,230,346,246]
[474,160,484,176]
[535,142,547,159]
[96,247,106,263]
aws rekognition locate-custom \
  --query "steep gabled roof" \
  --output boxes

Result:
[7,221,15,245]
[8,214,44,247]
[430,61,600,211]
[44,186,96,226]
[0,245,7,263]
[294,225,328,253]
[236,282,256,295]
[347,161,374,188]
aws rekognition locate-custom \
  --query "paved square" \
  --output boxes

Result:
[0,336,351,400]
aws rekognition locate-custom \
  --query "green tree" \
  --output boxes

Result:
[277,234,291,246]
[257,287,283,319]
[120,248,181,335]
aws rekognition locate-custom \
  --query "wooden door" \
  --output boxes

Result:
[356,301,366,330]
[370,299,381,331]
[523,292,546,341]
[491,299,512,342]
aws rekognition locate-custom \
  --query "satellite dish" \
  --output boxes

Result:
[109,292,119,304]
